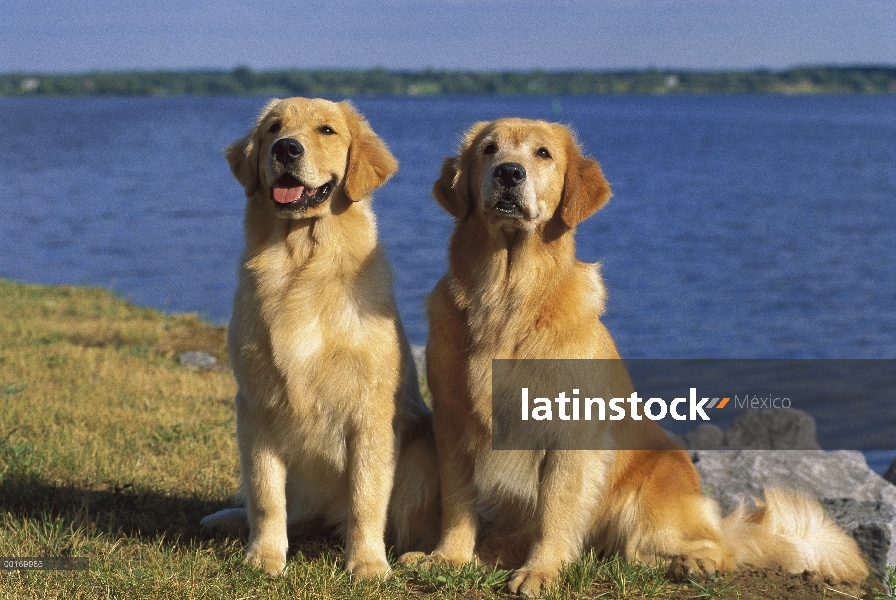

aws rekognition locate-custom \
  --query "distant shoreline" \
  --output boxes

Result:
[2,66,895,97]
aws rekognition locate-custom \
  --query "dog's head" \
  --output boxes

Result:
[434,118,611,234]
[226,97,398,219]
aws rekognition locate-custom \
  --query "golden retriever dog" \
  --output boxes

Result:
[419,117,868,596]
[200,97,438,579]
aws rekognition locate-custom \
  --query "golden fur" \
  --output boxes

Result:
[419,118,868,596]
[200,97,438,579]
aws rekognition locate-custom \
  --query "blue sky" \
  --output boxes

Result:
[2,0,894,73]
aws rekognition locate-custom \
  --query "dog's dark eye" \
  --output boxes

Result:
[536,147,552,159]
[318,125,336,135]
[268,122,281,134]
[483,143,497,155]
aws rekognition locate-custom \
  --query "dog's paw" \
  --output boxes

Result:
[245,545,287,577]
[508,568,558,597]
[666,554,718,582]
[397,551,427,566]
[413,550,481,569]
[345,554,391,580]
[199,508,249,536]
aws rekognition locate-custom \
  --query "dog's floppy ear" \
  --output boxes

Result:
[226,134,258,196]
[432,156,467,218]
[226,98,280,196]
[432,121,489,219]
[339,101,398,201]
[560,132,612,228]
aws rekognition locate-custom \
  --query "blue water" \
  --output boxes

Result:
[1,95,894,469]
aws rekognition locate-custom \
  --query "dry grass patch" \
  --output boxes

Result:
[0,279,890,599]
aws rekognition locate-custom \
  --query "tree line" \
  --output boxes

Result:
[2,66,894,97]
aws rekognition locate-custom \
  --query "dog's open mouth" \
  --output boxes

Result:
[492,197,524,216]
[270,174,333,209]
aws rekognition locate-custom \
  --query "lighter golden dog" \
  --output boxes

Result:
[200,97,438,579]
[418,118,868,596]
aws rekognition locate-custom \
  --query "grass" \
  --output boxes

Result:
[0,278,889,599]
[872,566,896,600]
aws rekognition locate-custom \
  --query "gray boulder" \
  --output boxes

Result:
[682,423,725,450]
[677,408,896,578]
[411,345,426,378]
[721,408,821,450]
[884,459,896,486]
[693,449,896,578]
[179,350,218,370]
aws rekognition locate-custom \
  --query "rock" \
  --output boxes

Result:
[679,409,896,578]
[411,345,426,378]
[692,449,896,579]
[676,408,821,451]
[682,423,725,450]
[884,460,896,486]
[721,408,821,450]
[179,351,218,370]
[823,496,896,582]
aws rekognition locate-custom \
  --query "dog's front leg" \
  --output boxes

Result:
[508,450,608,597]
[430,427,479,565]
[344,424,395,579]
[242,441,289,576]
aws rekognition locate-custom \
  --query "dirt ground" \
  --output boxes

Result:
[660,566,885,600]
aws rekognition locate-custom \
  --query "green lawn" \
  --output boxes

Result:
[0,279,891,599]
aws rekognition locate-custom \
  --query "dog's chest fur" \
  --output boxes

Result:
[448,229,608,418]
[230,207,401,456]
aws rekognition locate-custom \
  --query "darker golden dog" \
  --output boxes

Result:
[200,98,438,580]
[419,118,868,596]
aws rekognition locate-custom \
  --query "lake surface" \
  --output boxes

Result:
[1,95,894,468]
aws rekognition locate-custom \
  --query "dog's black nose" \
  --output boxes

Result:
[271,138,304,164]
[494,162,526,188]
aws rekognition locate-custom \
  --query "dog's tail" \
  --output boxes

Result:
[387,423,441,556]
[721,488,868,582]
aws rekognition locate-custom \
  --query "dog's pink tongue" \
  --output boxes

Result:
[272,186,304,204]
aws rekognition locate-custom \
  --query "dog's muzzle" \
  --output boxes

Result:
[490,162,527,216]
[267,137,333,210]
